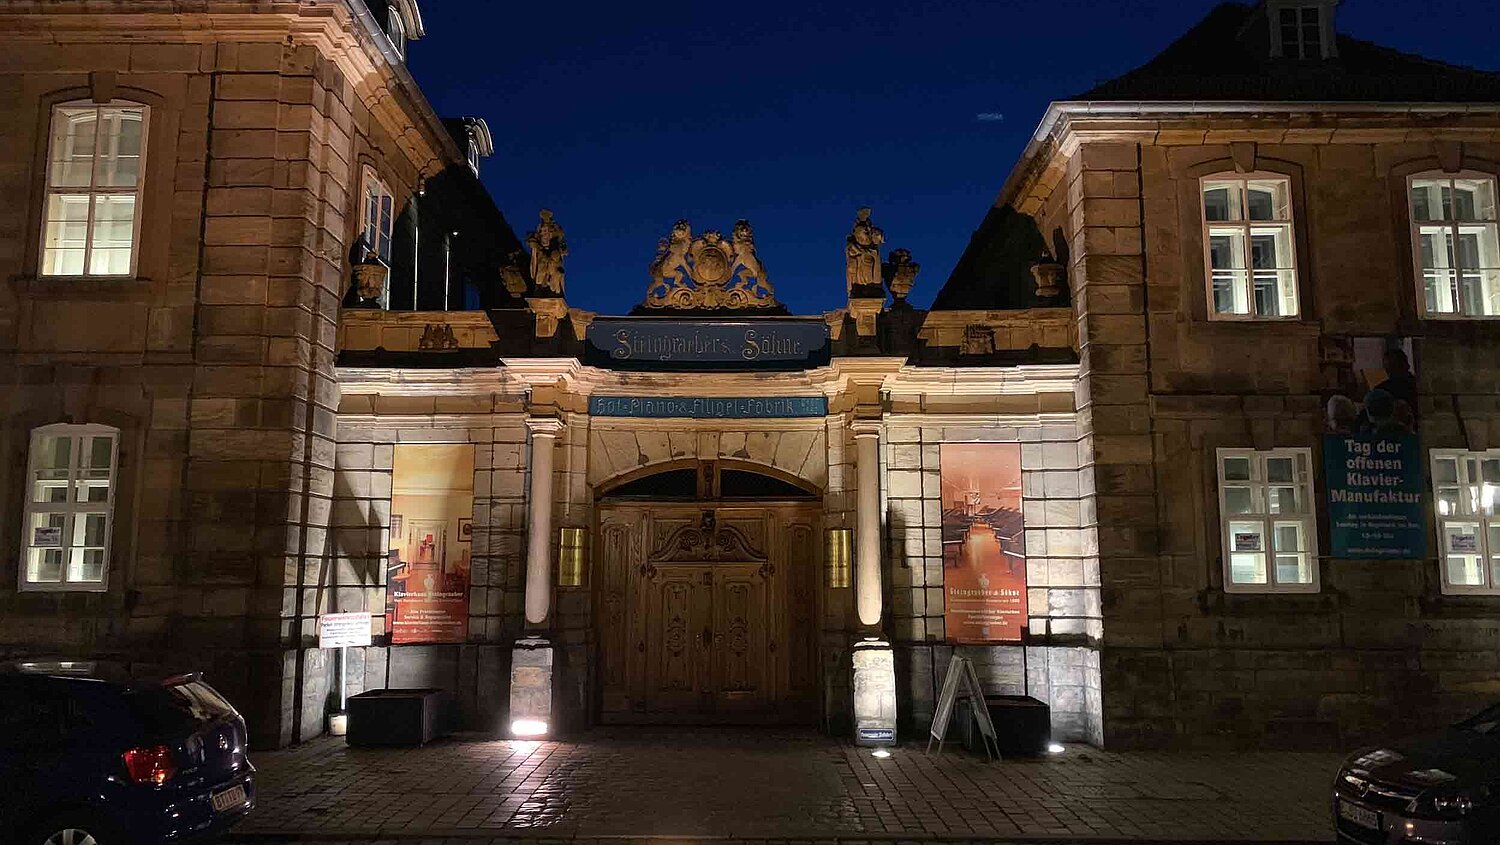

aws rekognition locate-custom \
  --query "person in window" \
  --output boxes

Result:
[1326,394,1358,434]
[1374,348,1417,419]
[1360,388,1413,435]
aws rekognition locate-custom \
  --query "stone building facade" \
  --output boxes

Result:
[3,0,1499,751]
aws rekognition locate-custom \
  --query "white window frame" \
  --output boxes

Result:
[1430,449,1500,595]
[386,4,407,58]
[1200,173,1301,321]
[360,167,396,266]
[39,100,149,279]
[19,424,120,593]
[1216,448,1319,594]
[1273,5,1329,59]
[1408,172,1500,320]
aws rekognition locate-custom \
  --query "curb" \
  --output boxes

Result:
[227,832,1334,845]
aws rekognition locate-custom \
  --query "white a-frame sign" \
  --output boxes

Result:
[926,653,1001,760]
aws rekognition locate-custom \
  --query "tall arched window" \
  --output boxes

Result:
[20,424,119,591]
[1408,172,1500,318]
[41,100,148,278]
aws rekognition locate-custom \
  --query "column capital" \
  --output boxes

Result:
[849,419,882,438]
[526,416,566,438]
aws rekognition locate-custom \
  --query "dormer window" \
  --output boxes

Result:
[1268,1,1338,60]
[386,4,407,59]
[381,1,423,61]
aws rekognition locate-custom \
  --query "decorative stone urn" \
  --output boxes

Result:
[1030,259,1065,300]
[352,261,388,307]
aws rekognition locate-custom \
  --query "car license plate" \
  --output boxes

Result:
[210,784,246,812]
[1338,799,1380,830]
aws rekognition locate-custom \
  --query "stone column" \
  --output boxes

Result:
[512,416,562,737]
[852,421,883,627]
[523,417,564,626]
[849,419,895,746]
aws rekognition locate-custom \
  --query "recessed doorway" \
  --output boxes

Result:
[594,461,820,724]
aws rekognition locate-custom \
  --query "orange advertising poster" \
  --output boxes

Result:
[388,444,475,645]
[940,443,1027,643]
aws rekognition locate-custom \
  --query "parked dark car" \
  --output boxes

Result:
[0,661,255,845]
[1333,701,1500,845]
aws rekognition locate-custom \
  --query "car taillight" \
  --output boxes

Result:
[122,744,177,786]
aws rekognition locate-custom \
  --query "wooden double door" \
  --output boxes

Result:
[595,503,819,724]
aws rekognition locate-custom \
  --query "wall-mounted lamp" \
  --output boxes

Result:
[558,526,586,588]
[826,528,852,589]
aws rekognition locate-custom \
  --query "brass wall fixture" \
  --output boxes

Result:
[558,526,587,587]
[825,528,852,589]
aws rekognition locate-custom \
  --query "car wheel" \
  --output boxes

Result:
[27,813,118,845]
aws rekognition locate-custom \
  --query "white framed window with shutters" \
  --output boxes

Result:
[1201,174,1300,320]
[1216,448,1318,593]
[40,101,148,278]
[19,424,119,592]
[1431,450,1500,594]
[360,167,395,265]
[1408,173,1500,319]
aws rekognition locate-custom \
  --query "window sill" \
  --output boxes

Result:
[10,275,155,302]
[18,582,109,594]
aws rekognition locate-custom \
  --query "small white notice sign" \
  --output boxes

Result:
[32,526,62,548]
[318,612,372,649]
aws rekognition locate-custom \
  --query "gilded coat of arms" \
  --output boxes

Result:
[645,219,777,310]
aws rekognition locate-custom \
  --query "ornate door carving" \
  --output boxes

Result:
[596,502,818,724]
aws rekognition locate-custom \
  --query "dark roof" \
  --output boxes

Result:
[1074,3,1500,103]
[931,206,1069,311]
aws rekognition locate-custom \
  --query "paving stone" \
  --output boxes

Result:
[226,729,1340,842]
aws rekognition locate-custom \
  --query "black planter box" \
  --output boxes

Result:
[346,688,452,747]
[960,694,1051,757]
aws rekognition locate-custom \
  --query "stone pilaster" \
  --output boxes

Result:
[1068,141,1158,747]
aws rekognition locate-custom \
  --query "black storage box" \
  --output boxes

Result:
[346,688,452,747]
[960,694,1051,757]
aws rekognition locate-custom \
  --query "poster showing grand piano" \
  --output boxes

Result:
[940,443,1027,643]
[388,444,475,644]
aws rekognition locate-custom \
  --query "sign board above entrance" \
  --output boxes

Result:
[584,318,830,370]
[589,395,827,419]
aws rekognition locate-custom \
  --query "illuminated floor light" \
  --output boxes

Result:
[510,719,549,738]
[1048,743,1065,754]
[871,748,892,759]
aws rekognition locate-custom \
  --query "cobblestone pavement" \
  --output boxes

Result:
[227,728,1342,843]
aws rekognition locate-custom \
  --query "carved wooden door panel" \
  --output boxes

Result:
[642,563,712,714]
[596,510,640,716]
[709,563,770,714]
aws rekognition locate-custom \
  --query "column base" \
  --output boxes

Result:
[508,636,553,738]
[851,637,897,746]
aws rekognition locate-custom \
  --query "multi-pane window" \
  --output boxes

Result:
[20,424,119,592]
[1217,449,1318,592]
[1278,6,1324,59]
[1409,175,1500,318]
[41,101,147,277]
[361,169,395,263]
[1202,175,1299,319]
[1431,451,1500,594]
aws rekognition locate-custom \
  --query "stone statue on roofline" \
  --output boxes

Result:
[526,209,567,295]
[882,247,919,302]
[845,207,885,294]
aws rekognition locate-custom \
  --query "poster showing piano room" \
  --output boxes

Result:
[388,444,475,644]
[940,443,1028,643]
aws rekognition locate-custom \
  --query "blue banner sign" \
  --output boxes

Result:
[1323,433,1425,559]
[589,395,828,419]
[585,318,830,369]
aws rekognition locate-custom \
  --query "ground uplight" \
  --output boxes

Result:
[1048,743,1065,754]
[871,748,892,759]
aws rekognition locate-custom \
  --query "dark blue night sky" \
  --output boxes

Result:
[408,0,1498,317]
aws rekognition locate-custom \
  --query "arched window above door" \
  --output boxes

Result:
[598,460,818,500]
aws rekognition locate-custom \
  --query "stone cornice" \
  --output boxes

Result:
[0,1,465,180]
[1001,98,1500,210]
